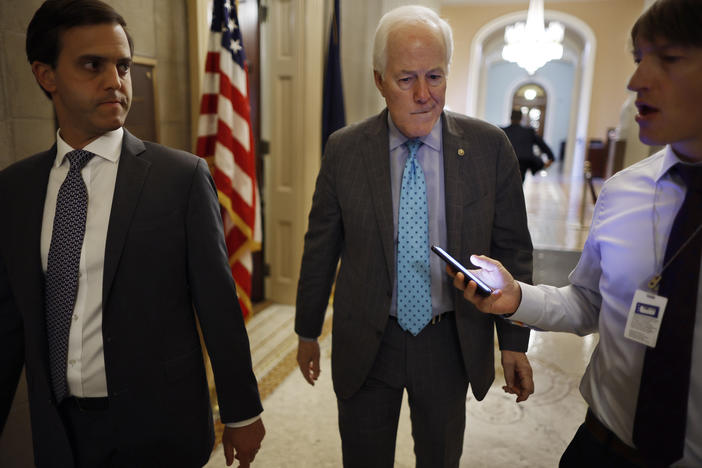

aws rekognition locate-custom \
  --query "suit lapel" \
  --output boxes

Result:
[102,130,150,308]
[361,110,395,285]
[21,149,55,301]
[17,149,55,377]
[442,112,492,256]
[442,112,465,255]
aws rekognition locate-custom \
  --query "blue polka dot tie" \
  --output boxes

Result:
[397,139,431,336]
[45,149,95,403]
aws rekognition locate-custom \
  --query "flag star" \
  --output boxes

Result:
[228,18,237,31]
[230,38,242,54]
[225,0,232,9]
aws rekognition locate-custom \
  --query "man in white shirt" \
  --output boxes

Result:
[452,0,702,466]
[0,1,264,466]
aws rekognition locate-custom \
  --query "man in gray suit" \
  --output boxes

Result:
[295,5,534,467]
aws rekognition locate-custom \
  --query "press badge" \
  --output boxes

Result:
[624,289,668,347]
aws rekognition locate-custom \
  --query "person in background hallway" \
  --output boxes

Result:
[502,109,555,182]
[0,1,264,466]
[295,5,534,467]
[451,0,702,466]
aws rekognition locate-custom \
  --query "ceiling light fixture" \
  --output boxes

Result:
[502,0,564,75]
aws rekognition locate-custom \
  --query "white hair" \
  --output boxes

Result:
[372,5,453,77]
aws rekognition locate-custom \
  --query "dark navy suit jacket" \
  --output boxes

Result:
[0,130,262,467]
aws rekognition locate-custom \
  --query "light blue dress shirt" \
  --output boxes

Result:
[513,146,702,466]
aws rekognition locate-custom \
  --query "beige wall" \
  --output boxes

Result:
[441,0,643,142]
[0,0,191,171]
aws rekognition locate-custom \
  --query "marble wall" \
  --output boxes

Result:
[0,0,191,171]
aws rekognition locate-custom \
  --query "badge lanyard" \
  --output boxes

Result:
[647,174,702,293]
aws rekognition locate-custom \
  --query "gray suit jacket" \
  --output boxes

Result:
[296,110,532,400]
[0,130,262,467]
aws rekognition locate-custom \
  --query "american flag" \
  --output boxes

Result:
[196,0,261,319]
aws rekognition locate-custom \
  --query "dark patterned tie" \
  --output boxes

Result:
[633,163,702,465]
[45,149,95,403]
[397,139,431,335]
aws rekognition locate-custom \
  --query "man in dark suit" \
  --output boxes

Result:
[0,1,264,466]
[502,109,555,182]
[295,5,534,467]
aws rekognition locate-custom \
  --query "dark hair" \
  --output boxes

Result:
[26,0,134,98]
[510,109,522,122]
[631,0,702,48]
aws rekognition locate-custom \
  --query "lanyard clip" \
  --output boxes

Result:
[648,274,662,292]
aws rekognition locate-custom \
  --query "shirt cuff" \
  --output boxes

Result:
[507,282,545,329]
[298,335,318,342]
[225,414,262,428]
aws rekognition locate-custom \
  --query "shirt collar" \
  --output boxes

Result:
[55,127,124,167]
[657,145,702,181]
[387,112,442,153]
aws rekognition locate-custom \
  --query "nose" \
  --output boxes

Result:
[102,65,122,90]
[414,78,430,103]
[627,59,649,93]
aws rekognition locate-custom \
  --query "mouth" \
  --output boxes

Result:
[99,97,127,108]
[635,101,659,121]
[410,108,434,116]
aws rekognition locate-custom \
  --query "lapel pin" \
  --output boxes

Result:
[457,148,465,157]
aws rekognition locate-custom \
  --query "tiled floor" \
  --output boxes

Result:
[523,165,600,251]
[206,166,602,467]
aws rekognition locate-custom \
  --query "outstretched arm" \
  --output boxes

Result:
[449,254,522,315]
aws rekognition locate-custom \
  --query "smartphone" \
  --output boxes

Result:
[431,245,493,297]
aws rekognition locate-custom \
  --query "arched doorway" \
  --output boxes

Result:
[512,83,547,137]
[466,10,596,181]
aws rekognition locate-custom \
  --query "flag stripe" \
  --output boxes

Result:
[196,0,260,320]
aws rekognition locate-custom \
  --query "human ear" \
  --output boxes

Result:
[31,61,57,95]
[373,70,386,97]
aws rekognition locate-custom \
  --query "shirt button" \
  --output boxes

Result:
[73,315,79,321]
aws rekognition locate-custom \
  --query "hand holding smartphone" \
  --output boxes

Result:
[431,245,493,297]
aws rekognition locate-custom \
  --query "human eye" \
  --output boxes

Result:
[659,54,681,64]
[117,60,131,75]
[397,76,413,90]
[82,59,101,72]
[427,72,444,86]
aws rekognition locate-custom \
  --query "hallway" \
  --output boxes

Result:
[206,166,602,467]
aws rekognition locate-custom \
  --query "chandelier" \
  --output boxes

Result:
[502,0,564,75]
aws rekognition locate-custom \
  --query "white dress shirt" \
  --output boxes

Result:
[41,128,122,398]
[512,146,702,466]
